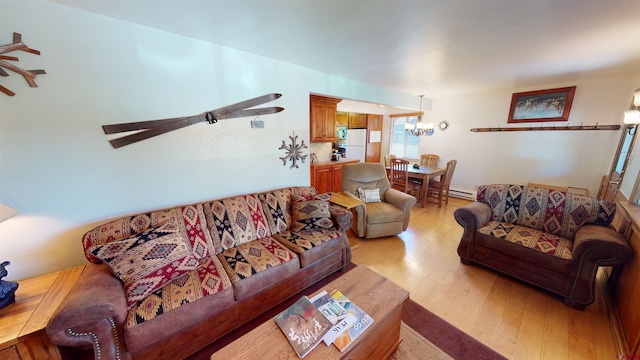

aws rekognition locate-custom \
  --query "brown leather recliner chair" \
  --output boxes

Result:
[341,163,416,238]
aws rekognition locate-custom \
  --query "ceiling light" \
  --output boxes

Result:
[406,95,429,137]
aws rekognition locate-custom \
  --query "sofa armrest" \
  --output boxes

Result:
[572,225,632,265]
[384,188,417,230]
[454,202,491,260]
[454,201,491,231]
[47,263,129,358]
[329,204,353,232]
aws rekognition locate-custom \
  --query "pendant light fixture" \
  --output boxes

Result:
[405,95,434,136]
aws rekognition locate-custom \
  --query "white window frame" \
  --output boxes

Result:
[389,113,421,160]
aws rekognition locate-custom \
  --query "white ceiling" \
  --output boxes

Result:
[53,0,640,98]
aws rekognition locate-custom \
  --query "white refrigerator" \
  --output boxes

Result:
[346,129,367,163]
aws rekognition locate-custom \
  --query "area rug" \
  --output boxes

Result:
[189,263,506,360]
[391,323,453,360]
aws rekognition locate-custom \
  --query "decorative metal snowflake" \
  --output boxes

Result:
[279,134,308,169]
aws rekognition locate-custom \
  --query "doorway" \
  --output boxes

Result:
[600,125,638,201]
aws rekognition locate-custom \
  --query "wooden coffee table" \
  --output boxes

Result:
[212,265,409,360]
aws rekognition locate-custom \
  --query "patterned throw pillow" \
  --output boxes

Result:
[88,220,202,309]
[291,194,334,231]
[358,188,381,203]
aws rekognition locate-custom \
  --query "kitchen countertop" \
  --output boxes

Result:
[311,159,360,166]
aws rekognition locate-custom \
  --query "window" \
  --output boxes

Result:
[390,115,420,159]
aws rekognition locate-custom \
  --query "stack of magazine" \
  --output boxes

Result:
[274,289,374,358]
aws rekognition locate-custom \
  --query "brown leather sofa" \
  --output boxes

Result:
[454,184,632,309]
[46,186,352,359]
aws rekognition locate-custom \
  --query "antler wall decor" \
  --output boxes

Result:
[0,32,46,96]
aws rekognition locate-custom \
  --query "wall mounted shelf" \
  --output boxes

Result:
[470,124,620,132]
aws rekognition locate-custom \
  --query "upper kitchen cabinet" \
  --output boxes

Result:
[310,95,341,143]
[348,112,367,129]
[336,112,348,127]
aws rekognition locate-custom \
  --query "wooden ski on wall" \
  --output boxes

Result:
[102,93,284,148]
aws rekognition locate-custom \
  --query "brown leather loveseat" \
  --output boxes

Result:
[454,184,632,309]
[46,186,352,359]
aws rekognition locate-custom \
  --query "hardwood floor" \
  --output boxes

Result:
[349,197,619,360]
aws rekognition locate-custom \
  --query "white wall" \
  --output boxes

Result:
[413,75,638,196]
[0,0,416,280]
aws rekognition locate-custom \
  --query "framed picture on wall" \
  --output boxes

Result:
[507,86,576,123]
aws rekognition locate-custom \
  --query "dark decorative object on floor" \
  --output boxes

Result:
[0,260,19,309]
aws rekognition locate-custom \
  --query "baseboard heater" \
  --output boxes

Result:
[448,189,476,200]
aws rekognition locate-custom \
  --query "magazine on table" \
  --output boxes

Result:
[308,290,356,346]
[274,296,333,358]
[329,289,374,351]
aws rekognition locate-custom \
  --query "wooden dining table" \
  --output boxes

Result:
[386,165,446,207]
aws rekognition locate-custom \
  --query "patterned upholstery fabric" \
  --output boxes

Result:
[258,187,319,235]
[476,184,615,240]
[81,186,338,329]
[291,193,334,231]
[88,221,202,309]
[83,204,213,263]
[478,221,574,260]
[275,229,342,254]
[290,186,319,197]
[259,189,293,235]
[202,194,272,252]
[125,256,232,328]
[217,236,298,283]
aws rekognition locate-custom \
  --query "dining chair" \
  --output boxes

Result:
[384,154,396,167]
[426,159,457,207]
[412,154,440,187]
[390,158,422,200]
[420,154,440,167]
[384,154,396,180]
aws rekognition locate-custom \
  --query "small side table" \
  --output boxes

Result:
[0,265,85,360]
[330,192,363,250]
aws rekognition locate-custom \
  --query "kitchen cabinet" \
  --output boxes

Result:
[336,112,348,127]
[310,95,341,142]
[348,113,367,129]
[310,160,359,193]
[612,201,640,357]
[366,114,382,163]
